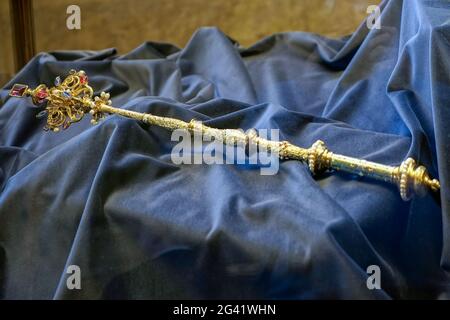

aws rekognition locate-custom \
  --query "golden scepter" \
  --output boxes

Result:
[8,70,440,201]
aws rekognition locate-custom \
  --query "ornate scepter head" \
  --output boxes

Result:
[9,69,110,131]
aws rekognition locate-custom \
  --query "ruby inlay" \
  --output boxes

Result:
[9,84,28,97]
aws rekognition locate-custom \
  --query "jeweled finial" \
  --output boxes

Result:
[8,69,109,131]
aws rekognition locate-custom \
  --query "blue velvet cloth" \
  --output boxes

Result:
[0,0,449,299]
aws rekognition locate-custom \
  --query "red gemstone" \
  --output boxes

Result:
[35,89,48,103]
[36,89,48,99]
[9,84,28,97]
[79,75,88,84]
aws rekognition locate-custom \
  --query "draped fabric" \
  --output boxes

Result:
[0,0,449,299]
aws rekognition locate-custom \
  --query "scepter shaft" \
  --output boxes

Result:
[97,103,440,201]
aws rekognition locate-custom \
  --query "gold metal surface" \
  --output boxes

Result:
[9,70,440,201]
